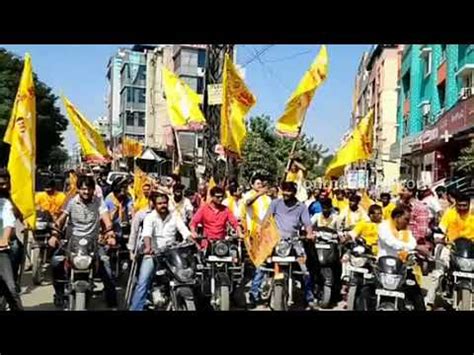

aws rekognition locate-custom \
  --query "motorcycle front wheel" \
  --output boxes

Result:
[271,284,287,311]
[74,292,87,311]
[346,285,357,311]
[218,285,230,311]
[31,248,43,285]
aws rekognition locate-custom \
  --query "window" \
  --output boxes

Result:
[140,65,146,81]
[423,52,431,77]
[137,88,146,103]
[127,87,133,103]
[440,44,447,62]
[403,117,409,137]
[137,112,145,127]
[126,112,134,126]
[196,77,204,94]
[197,49,206,68]
[438,81,446,109]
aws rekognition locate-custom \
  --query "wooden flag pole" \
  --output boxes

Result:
[282,110,309,182]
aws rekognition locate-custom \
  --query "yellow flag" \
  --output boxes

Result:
[325,109,374,178]
[276,45,329,138]
[3,53,37,229]
[123,136,144,158]
[162,67,206,130]
[206,177,217,203]
[63,96,110,163]
[220,54,256,158]
[245,216,281,267]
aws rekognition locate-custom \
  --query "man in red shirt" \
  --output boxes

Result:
[399,185,431,248]
[190,186,243,249]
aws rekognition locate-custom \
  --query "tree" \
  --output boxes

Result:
[240,115,330,184]
[0,48,68,168]
[454,139,474,175]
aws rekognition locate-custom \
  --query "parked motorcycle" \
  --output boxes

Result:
[31,210,54,285]
[148,241,198,311]
[313,226,342,309]
[345,238,376,311]
[197,236,244,311]
[373,252,425,311]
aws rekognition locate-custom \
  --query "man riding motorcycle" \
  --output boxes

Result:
[129,193,192,311]
[189,186,244,250]
[35,179,66,221]
[337,194,368,231]
[105,177,134,243]
[250,182,315,309]
[377,206,429,310]
[49,175,118,309]
[426,193,474,309]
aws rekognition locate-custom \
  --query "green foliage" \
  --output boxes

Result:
[240,115,330,184]
[0,48,68,167]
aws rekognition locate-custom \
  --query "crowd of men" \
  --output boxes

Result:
[0,160,472,311]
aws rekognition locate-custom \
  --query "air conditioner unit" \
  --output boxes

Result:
[197,67,205,76]
[421,103,431,117]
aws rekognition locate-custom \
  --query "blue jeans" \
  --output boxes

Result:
[250,268,314,303]
[130,256,156,311]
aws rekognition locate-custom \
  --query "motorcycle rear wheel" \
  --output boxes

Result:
[459,289,472,311]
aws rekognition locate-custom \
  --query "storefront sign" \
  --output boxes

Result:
[437,95,474,139]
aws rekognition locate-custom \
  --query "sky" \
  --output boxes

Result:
[1,44,370,153]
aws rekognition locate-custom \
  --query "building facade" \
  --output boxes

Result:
[391,44,474,184]
[352,45,402,188]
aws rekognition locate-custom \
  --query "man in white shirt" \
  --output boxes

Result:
[169,183,194,225]
[378,206,417,259]
[129,193,191,311]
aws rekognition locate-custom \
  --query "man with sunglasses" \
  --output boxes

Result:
[190,186,244,249]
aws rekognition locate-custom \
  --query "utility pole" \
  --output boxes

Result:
[202,44,235,184]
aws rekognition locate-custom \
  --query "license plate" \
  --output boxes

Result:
[348,265,368,274]
[375,289,405,299]
[315,244,331,249]
[453,271,474,279]
[363,273,374,279]
[272,256,296,263]
[208,255,232,262]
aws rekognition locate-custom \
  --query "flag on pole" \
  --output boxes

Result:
[162,67,206,131]
[325,109,374,178]
[122,136,144,158]
[63,96,110,163]
[220,54,256,159]
[276,45,329,138]
[206,177,217,203]
[3,53,37,229]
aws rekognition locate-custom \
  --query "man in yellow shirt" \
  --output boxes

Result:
[427,193,474,308]
[286,160,308,202]
[133,182,152,213]
[380,192,396,221]
[332,189,349,213]
[349,204,383,254]
[35,179,66,221]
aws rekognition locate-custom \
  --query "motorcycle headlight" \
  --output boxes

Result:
[378,273,403,291]
[350,255,368,268]
[177,268,194,281]
[275,241,291,257]
[455,257,474,272]
[73,255,92,270]
[214,241,229,257]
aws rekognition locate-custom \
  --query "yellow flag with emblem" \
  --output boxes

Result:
[220,54,256,158]
[63,96,110,163]
[276,45,329,138]
[245,215,281,267]
[325,109,374,178]
[3,53,36,229]
[162,67,206,130]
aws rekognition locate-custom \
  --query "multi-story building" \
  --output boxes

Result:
[93,116,110,140]
[106,52,123,138]
[352,45,401,187]
[390,44,474,184]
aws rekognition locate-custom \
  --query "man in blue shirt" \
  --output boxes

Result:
[249,181,316,309]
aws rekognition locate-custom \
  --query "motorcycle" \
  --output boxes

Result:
[197,236,244,311]
[438,238,474,311]
[313,226,342,309]
[148,241,198,311]
[259,235,307,311]
[373,252,425,311]
[31,210,54,285]
[64,235,98,311]
[345,237,376,311]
